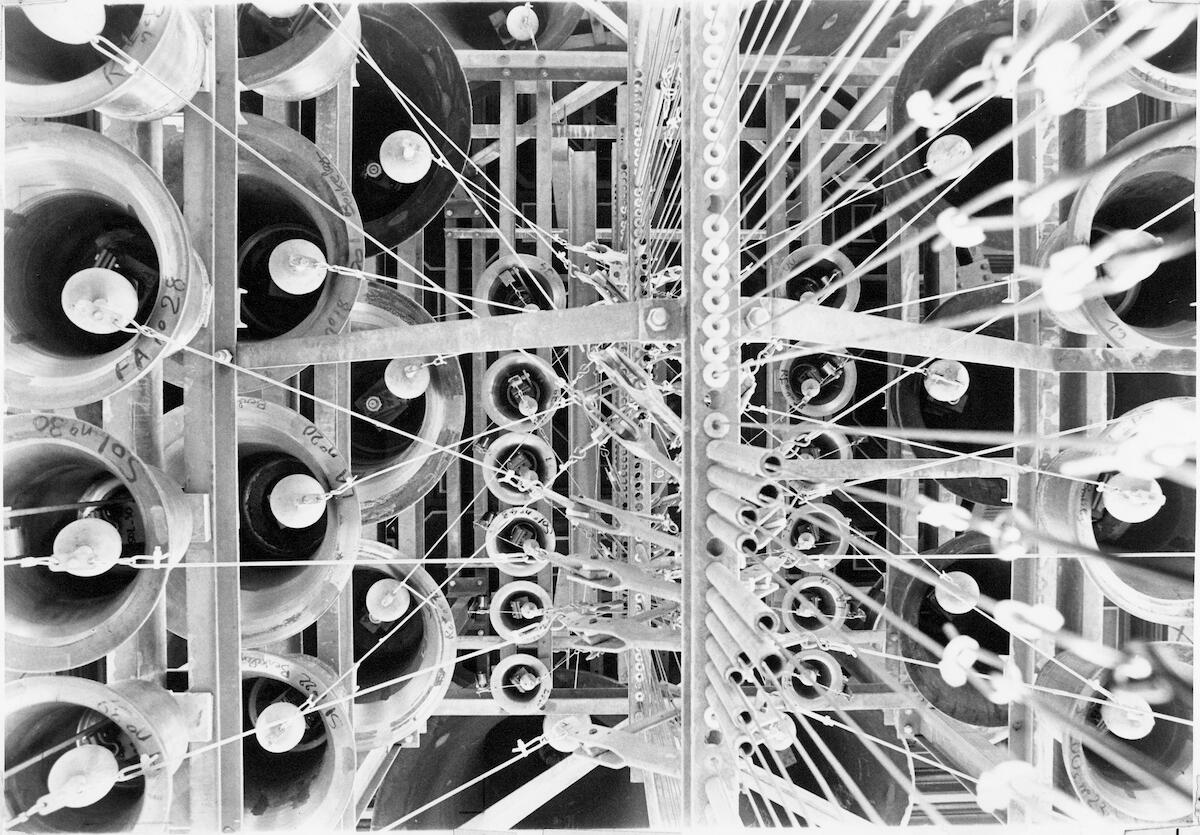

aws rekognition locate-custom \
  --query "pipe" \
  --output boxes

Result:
[5,3,204,121]
[4,413,193,672]
[238,3,361,101]
[351,542,457,752]
[705,600,785,678]
[349,282,465,522]
[706,561,781,632]
[162,398,360,647]
[706,440,784,478]
[707,465,782,507]
[5,122,209,410]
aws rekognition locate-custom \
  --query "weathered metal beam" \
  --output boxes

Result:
[471,81,621,166]
[181,6,243,828]
[432,695,631,715]
[755,299,1197,374]
[776,457,1021,481]
[236,300,677,367]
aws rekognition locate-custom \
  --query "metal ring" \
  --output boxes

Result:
[702,213,730,240]
[702,263,731,290]
[701,289,731,316]
[701,237,730,264]
[702,94,723,118]
[701,339,731,364]
[701,312,731,340]
[704,167,728,191]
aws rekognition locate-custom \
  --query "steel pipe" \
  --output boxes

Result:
[238,3,361,101]
[349,282,465,522]
[4,3,204,120]
[162,398,360,647]
[350,541,456,752]
[4,413,193,672]
[238,650,356,831]
[1037,397,1196,624]
[4,676,188,833]
[5,123,209,410]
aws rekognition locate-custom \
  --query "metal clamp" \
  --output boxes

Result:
[547,552,682,603]
[545,715,681,778]
[556,611,681,653]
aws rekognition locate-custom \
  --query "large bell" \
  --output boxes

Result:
[4,413,193,673]
[888,284,1019,506]
[238,3,361,101]
[1054,122,1195,349]
[4,675,188,833]
[351,542,457,751]
[889,532,1010,727]
[5,123,209,410]
[162,112,364,386]
[475,254,568,317]
[352,4,472,252]
[422,3,584,51]
[4,2,204,121]
[349,282,465,522]
[885,0,1144,222]
[1037,397,1195,624]
[238,650,356,830]
[162,398,360,647]
[482,351,563,432]
[1035,643,1193,823]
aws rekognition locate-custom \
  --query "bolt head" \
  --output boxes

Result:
[646,306,669,331]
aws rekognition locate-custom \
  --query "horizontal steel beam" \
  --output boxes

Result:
[755,299,1197,374]
[236,300,678,368]
[777,457,1021,481]
[458,50,628,81]
[433,695,631,716]
[456,50,890,86]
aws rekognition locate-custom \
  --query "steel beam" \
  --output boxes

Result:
[680,2,741,826]
[181,6,243,828]
[236,300,676,367]
[776,457,1022,481]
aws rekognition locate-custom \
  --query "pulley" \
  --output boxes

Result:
[238,3,361,101]
[482,432,559,506]
[5,123,209,410]
[4,413,193,673]
[4,676,188,832]
[422,2,584,51]
[483,352,563,431]
[353,4,471,251]
[1037,397,1195,624]
[162,398,360,647]
[780,245,860,311]
[781,575,849,636]
[489,581,554,644]
[484,507,556,576]
[779,351,857,418]
[1035,643,1193,823]
[489,653,552,714]
[890,532,1011,727]
[5,3,204,121]
[475,254,568,317]
[352,542,457,752]
[163,112,364,388]
[239,651,355,831]
[349,282,465,522]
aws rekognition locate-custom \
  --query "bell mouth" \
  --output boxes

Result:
[3,4,143,85]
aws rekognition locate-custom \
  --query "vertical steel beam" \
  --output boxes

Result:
[182,6,243,829]
[499,80,518,244]
[1008,0,1064,817]
[101,118,169,684]
[681,3,741,826]
[312,73,357,778]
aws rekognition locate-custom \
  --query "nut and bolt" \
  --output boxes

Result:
[364,395,383,412]
[646,306,669,331]
[364,161,383,178]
